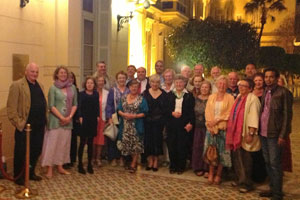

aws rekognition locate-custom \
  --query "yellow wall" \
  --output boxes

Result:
[0,0,81,169]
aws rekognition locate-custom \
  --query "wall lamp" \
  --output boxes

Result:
[117,0,151,32]
[117,11,133,32]
[20,0,29,8]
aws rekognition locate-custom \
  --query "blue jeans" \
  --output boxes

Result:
[260,136,283,199]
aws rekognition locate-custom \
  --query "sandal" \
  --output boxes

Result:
[214,175,222,185]
[129,166,136,173]
[195,171,204,176]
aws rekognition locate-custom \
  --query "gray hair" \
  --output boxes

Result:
[149,74,161,83]
[215,75,228,85]
[174,74,188,84]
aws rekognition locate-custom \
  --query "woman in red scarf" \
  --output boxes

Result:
[226,78,261,193]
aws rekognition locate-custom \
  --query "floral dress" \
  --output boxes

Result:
[119,95,145,156]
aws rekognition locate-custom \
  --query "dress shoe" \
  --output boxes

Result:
[87,165,94,174]
[30,174,43,181]
[259,191,273,198]
[15,178,24,186]
[145,166,152,171]
[78,165,86,174]
[152,168,158,172]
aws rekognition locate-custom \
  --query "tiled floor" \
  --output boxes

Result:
[0,102,300,200]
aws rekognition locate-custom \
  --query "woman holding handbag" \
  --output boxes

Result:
[204,75,234,184]
[106,71,130,167]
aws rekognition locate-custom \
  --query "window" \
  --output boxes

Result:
[162,2,173,9]
[83,20,94,76]
[83,0,93,12]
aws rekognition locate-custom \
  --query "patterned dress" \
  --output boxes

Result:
[119,96,144,156]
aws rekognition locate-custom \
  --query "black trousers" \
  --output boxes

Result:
[167,127,188,171]
[78,137,93,165]
[70,129,78,163]
[14,123,45,179]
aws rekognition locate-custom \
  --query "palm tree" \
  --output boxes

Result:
[244,0,287,44]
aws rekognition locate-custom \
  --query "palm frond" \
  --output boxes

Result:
[269,0,287,11]
[244,1,260,13]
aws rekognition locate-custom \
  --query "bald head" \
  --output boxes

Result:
[228,72,239,89]
[25,62,39,83]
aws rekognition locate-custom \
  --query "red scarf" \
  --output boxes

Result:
[226,95,247,151]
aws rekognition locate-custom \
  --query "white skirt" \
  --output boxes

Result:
[41,128,71,166]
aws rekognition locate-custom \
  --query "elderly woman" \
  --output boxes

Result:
[192,79,211,176]
[166,74,195,175]
[41,66,77,178]
[204,75,234,184]
[117,79,148,173]
[252,73,265,101]
[161,69,175,92]
[106,71,130,166]
[143,74,168,172]
[226,78,261,193]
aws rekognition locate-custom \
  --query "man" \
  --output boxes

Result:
[227,72,239,99]
[226,78,261,193]
[155,60,165,84]
[259,68,293,200]
[245,64,257,79]
[93,61,114,90]
[126,65,137,85]
[210,66,221,93]
[181,65,193,91]
[7,63,47,185]
[193,64,204,78]
[136,67,150,94]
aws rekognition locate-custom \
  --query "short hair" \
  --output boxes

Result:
[263,67,280,78]
[115,70,128,80]
[69,71,77,87]
[96,61,105,66]
[240,78,255,90]
[253,72,264,80]
[163,69,175,78]
[155,60,164,66]
[127,65,137,71]
[149,74,161,83]
[200,80,212,92]
[173,74,188,84]
[215,75,228,85]
[127,79,139,87]
[53,66,69,81]
[82,76,96,90]
[96,75,107,85]
[137,67,146,72]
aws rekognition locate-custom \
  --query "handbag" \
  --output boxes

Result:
[204,136,218,166]
[103,123,118,141]
[112,113,119,125]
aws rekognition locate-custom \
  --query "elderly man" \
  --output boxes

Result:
[93,61,114,90]
[227,72,240,99]
[7,63,47,185]
[136,67,150,94]
[194,64,204,78]
[155,60,165,84]
[181,65,193,91]
[210,66,221,93]
[245,64,257,79]
[259,68,293,200]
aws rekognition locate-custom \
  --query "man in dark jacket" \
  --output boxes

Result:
[259,68,293,200]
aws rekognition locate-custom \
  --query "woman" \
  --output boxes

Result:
[41,66,77,178]
[166,75,195,175]
[143,74,168,172]
[106,71,130,166]
[252,73,264,101]
[278,75,293,173]
[64,72,80,169]
[192,79,211,176]
[251,73,267,183]
[117,79,148,173]
[204,75,234,184]
[161,69,175,92]
[226,78,261,193]
[93,76,109,167]
[77,77,99,174]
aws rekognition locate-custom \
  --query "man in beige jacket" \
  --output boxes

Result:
[7,62,47,185]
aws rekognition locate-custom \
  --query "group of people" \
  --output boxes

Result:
[7,61,293,200]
